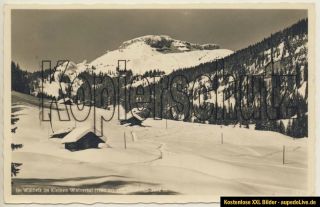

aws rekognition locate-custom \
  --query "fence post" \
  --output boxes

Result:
[283,145,285,165]
[124,131,127,149]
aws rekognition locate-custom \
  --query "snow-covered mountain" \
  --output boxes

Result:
[34,35,233,97]
[91,35,233,74]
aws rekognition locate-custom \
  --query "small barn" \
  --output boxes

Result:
[58,97,73,105]
[84,100,94,106]
[61,127,106,152]
[120,109,144,126]
[120,116,143,126]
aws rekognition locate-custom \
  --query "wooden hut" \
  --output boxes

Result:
[61,127,106,151]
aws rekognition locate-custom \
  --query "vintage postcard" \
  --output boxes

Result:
[3,3,316,203]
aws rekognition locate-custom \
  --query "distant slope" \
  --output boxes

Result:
[151,19,308,138]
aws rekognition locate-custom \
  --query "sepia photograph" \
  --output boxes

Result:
[3,3,316,203]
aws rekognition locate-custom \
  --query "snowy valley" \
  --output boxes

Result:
[10,19,310,197]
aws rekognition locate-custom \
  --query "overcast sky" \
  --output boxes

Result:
[12,9,307,72]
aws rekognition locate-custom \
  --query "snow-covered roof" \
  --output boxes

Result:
[58,97,72,104]
[127,108,144,121]
[50,127,74,137]
[61,126,106,143]
[132,113,144,121]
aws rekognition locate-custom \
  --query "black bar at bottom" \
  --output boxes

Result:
[221,197,319,207]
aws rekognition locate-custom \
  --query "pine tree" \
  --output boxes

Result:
[279,120,285,134]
